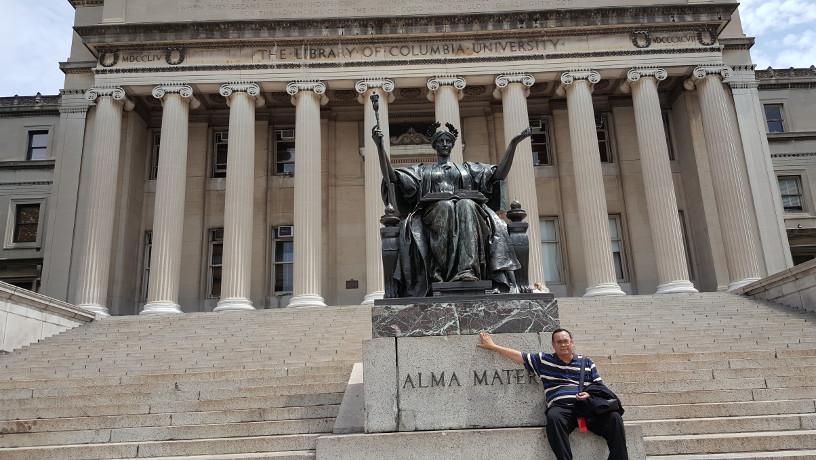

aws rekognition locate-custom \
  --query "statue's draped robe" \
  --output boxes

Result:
[384,161,521,297]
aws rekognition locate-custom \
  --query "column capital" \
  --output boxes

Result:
[426,75,466,101]
[287,81,329,106]
[355,78,395,104]
[683,65,732,90]
[85,86,135,111]
[493,73,535,99]
[556,70,601,96]
[152,84,201,109]
[620,67,667,93]
[219,82,265,107]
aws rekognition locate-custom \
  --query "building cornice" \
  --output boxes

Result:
[756,66,816,88]
[68,0,103,8]
[74,3,738,52]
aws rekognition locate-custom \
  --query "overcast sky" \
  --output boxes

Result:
[1,0,815,96]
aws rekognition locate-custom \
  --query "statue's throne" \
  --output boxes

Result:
[379,183,533,298]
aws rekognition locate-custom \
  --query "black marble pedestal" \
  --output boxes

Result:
[371,293,559,338]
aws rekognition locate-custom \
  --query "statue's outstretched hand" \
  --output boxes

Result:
[372,126,384,143]
[511,127,533,145]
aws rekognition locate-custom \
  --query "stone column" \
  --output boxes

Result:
[141,84,200,315]
[356,79,395,304]
[287,81,329,308]
[558,71,625,297]
[685,66,763,290]
[427,76,466,163]
[728,68,792,274]
[494,74,548,292]
[75,87,134,316]
[41,92,91,300]
[624,68,697,294]
[214,82,264,312]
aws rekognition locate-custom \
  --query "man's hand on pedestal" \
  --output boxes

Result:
[478,331,496,350]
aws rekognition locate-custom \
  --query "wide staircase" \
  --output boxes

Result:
[561,294,816,459]
[0,306,371,459]
[0,292,813,459]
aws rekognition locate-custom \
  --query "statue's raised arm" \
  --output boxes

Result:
[370,94,397,184]
[493,127,533,182]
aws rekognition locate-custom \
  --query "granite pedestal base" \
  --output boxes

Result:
[364,294,559,433]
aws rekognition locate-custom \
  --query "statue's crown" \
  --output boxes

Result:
[426,122,459,144]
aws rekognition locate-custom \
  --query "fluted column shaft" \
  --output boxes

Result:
[288,82,328,308]
[215,83,262,311]
[357,80,394,304]
[142,85,199,315]
[627,70,697,294]
[495,75,548,292]
[688,68,762,290]
[427,76,465,163]
[561,72,625,297]
[75,88,134,316]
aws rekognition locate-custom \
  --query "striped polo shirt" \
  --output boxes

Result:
[522,352,603,408]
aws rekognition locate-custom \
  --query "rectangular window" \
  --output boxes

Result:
[764,104,785,133]
[149,132,160,180]
[207,228,224,298]
[13,203,41,243]
[678,211,695,281]
[539,217,563,284]
[529,117,554,166]
[608,215,628,282]
[273,226,294,293]
[662,111,676,161]
[26,130,49,160]
[275,128,296,175]
[778,175,804,212]
[141,231,153,301]
[596,113,612,163]
[212,131,229,178]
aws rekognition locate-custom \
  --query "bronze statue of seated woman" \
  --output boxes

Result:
[372,97,533,298]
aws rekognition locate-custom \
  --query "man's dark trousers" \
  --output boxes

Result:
[545,404,629,460]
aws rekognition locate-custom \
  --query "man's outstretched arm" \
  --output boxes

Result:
[478,332,524,365]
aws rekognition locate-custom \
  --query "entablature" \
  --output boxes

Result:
[75,3,738,53]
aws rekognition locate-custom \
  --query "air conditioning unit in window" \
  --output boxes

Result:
[279,129,295,140]
[276,225,294,238]
[529,119,543,130]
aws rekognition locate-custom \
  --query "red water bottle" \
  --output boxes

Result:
[577,416,588,432]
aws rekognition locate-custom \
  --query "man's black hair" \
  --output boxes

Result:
[551,328,573,342]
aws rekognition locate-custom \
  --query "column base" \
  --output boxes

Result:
[141,301,183,315]
[214,297,256,312]
[656,280,699,294]
[288,294,327,308]
[584,283,626,297]
[77,303,110,318]
[728,277,761,292]
[361,291,385,305]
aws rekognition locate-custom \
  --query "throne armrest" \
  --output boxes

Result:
[506,201,532,293]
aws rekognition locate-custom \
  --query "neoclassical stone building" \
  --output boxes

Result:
[0,0,796,315]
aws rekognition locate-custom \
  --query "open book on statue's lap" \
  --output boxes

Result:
[420,190,488,204]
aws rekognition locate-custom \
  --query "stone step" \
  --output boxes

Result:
[0,433,321,460]
[0,393,344,421]
[646,449,816,459]
[0,406,339,434]
[644,430,816,456]
[132,453,315,460]
[635,413,816,436]
[0,418,334,448]
[0,373,350,400]
[625,399,816,421]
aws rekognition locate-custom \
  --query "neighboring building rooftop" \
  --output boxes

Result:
[756,66,816,89]
[0,94,61,117]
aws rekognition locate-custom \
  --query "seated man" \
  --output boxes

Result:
[478,329,628,460]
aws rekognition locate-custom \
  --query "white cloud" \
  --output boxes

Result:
[0,0,74,96]
[739,0,816,36]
